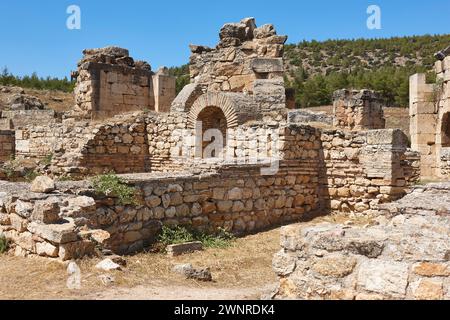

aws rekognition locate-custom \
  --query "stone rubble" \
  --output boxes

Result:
[272,182,450,300]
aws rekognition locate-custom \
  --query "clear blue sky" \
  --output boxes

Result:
[1,0,449,79]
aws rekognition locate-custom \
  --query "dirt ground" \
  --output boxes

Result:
[0,227,281,300]
[24,88,74,112]
[0,214,368,300]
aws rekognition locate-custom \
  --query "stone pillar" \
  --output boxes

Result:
[333,89,386,131]
[152,67,176,113]
[409,73,438,178]
[360,129,413,197]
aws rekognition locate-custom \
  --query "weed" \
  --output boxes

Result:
[158,226,235,249]
[91,172,138,205]
[0,235,9,254]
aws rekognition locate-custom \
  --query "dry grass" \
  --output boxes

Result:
[24,88,74,112]
[0,227,282,300]
[0,214,372,300]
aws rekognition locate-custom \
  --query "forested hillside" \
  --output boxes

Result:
[170,34,450,108]
[284,34,450,107]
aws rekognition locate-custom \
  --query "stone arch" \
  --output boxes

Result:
[196,106,228,158]
[442,112,450,147]
[187,92,239,129]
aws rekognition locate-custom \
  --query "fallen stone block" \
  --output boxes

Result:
[31,197,60,224]
[172,263,213,282]
[30,176,55,193]
[96,258,122,271]
[166,241,203,257]
[27,220,78,244]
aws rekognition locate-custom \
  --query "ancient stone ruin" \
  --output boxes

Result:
[333,89,386,131]
[0,17,447,302]
[74,46,176,119]
[410,55,450,178]
[270,47,450,300]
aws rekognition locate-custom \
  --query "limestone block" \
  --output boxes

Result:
[27,220,78,244]
[31,198,60,224]
[166,241,203,257]
[357,260,409,297]
[251,58,284,73]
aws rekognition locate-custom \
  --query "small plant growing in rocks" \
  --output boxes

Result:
[24,169,39,182]
[0,235,9,254]
[91,172,139,205]
[158,226,235,249]
[41,153,53,166]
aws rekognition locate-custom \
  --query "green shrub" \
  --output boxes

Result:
[158,225,195,246]
[0,235,9,254]
[41,153,53,166]
[24,169,39,182]
[91,173,138,205]
[158,226,235,249]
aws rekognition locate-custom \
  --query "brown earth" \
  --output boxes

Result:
[23,88,74,112]
[0,214,372,300]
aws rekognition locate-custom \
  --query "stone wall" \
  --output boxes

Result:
[333,89,386,131]
[0,130,15,162]
[320,129,420,213]
[189,18,286,93]
[0,124,324,259]
[440,148,450,176]
[186,18,288,123]
[73,47,175,120]
[1,110,57,129]
[410,51,450,178]
[272,183,450,300]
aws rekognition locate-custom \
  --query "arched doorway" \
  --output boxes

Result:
[196,106,228,158]
[442,112,450,147]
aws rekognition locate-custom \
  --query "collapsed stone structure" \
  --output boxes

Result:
[74,47,176,119]
[270,45,450,300]
[273,183,450,300]
[0,18,422,263]
[333,89,386,131]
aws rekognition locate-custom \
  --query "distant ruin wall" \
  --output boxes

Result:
[73,47,176,120]
[441,148,450,176]
[1,110,56,129]
[333,89,386,131]
[186,18,288,123]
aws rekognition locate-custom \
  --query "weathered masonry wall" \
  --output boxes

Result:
[74,47,176,120]
[0,130,15,162]
[333,89,386,131]
[1,110,57,129]
[320,129,420,213]
[441,148,450,176]
[410,52,450,178]
[0,123,423,260]
[273,183,450,300]
[409,73,438,178]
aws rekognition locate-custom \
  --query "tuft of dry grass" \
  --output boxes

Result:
[0,213,367,300]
